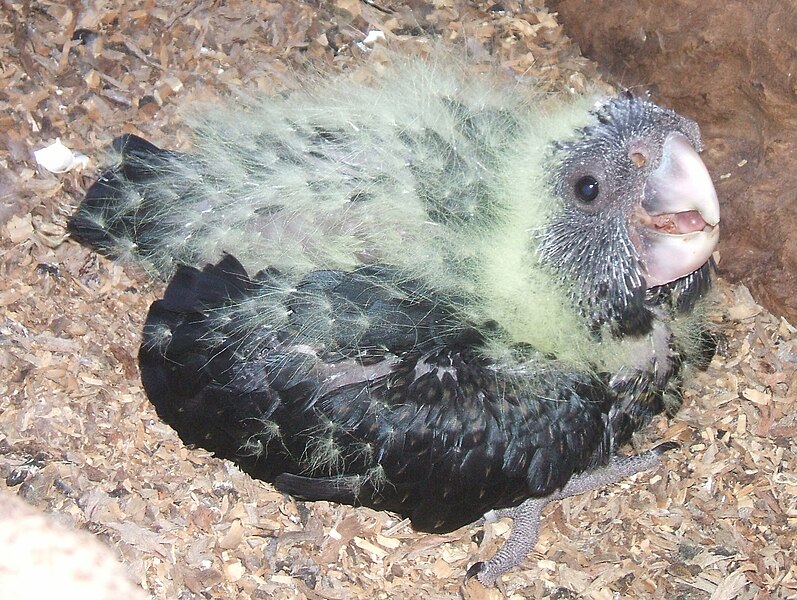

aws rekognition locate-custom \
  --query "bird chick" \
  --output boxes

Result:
[69,52,720,584]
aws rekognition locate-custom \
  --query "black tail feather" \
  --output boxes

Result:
[68,134,178,261]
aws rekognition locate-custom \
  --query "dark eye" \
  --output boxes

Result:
[575,176,599,202]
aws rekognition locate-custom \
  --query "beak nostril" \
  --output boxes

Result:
[630,151,647,167]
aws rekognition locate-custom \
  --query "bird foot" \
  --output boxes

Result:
[466,442,678,586]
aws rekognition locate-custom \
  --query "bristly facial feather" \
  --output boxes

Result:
[538,96,706,338]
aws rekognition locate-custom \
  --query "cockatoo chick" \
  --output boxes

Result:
[69,52,719,585]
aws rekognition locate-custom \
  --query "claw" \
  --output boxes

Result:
[464,561,485,582]
[653,440,680,455]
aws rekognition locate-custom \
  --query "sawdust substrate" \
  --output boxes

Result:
[1,1,795,598]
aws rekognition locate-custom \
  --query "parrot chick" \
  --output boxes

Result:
[69,52,719,584]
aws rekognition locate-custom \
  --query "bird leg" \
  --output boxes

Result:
[466,441,678,586]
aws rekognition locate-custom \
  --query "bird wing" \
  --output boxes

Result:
[140,254,617,533]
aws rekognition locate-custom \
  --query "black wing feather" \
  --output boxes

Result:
[139,257,625,533]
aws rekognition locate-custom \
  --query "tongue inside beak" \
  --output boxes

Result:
[647,209,710,235]
[637,132,720,288]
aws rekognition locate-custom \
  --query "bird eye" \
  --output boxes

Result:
[575,176,599,202]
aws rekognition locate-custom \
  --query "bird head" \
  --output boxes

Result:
[537,95,719,335]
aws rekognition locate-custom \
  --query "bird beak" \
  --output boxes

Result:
[635,132,720,288]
